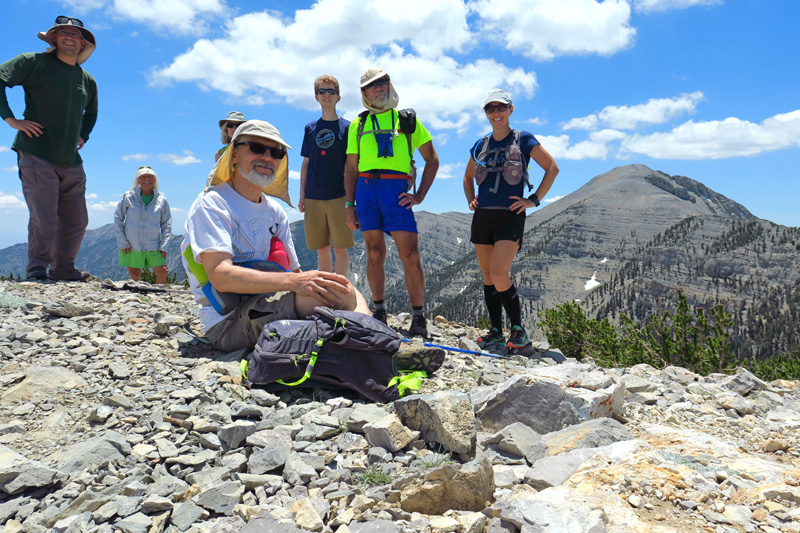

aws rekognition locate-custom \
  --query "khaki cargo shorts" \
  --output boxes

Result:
[304,196,355,250]
[206,291,296,353]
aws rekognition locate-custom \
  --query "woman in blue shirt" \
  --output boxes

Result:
[463,89,559,352]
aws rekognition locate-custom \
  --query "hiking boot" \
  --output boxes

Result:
[48,268,91,282]
[25,266,47,281]
[477,327,505,350]
[394,345,445,373]
[409,315,428,338]
[506,325,531,350]
[372,308,387,324]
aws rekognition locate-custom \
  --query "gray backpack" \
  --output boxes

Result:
[242,307,403,403]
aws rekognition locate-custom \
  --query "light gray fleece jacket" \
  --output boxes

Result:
[113,187,172,252]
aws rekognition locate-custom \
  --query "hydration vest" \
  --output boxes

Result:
[471,130,530,194]
[355,108,418,193]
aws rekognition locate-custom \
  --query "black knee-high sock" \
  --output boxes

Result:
[498,285,522,327]
[483,284,503,330]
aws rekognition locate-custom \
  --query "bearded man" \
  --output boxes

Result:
[181,120,370,353]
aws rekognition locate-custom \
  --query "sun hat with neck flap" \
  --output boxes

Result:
[38,16,96,65]
[205,120,293,206]
[360,67,399,115]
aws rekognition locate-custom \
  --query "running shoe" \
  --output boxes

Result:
[506,325,531,350]
[393,345,445,373]
[476,327,505,350]
[409,315,428,338]
[372,308,388,324]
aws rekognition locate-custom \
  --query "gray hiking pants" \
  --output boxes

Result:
[18,151,89,272]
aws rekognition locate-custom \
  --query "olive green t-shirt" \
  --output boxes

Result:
[0,52,98,166]
[346,109,432,174]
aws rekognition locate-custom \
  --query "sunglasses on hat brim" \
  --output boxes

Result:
[56,15,84,27]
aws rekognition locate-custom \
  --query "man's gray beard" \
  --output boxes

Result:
[242,165,276,188]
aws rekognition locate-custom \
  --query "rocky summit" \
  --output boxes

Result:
[1,279,799,533]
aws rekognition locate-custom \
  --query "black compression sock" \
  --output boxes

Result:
[498,285,522,327]
[484,284,503,330]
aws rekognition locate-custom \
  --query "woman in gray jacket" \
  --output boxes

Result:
[114,166,172,284]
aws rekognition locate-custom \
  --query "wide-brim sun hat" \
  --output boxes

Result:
[38,16,96,65]
[205,120,293,207]
[218,111,246,128]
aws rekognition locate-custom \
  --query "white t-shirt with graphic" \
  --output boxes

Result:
[181,181,300,329]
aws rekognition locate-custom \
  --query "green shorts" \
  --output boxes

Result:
[118,249,167,269]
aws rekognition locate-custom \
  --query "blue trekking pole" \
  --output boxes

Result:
[400,338,509,359]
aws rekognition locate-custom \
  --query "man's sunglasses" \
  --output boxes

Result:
[235,141,286,159]
[364,78,389,90]
[56,16,84,27]
[317,88,338,96]
[226,122,241,130]
[484,103,510,113]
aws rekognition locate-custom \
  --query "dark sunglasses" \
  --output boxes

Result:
[365,78,389,90]
[317,88,338,96]
[484,103,510,113]
[235,141,286,159]
[226,122,241,129]
[56,16,84,27]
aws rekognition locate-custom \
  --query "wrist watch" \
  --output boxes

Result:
[528,193,540,207]
[345,201,355,208]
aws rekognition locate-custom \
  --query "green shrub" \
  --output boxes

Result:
[139,268,181,285]
[539,291,734,376]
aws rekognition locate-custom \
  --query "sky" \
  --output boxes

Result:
[1,0,798,250]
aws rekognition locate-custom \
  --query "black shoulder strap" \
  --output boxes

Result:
[355,110,369,155]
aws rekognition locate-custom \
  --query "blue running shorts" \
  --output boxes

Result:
[355,175,418,233]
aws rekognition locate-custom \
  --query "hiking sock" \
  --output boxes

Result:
[483,284,503,330]
[373,299,386,311]
[498,285,522,327]
[412,306,424,318]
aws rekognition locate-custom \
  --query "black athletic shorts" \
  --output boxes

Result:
[470,208,526,248]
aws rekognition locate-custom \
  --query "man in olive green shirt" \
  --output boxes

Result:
[0,16,99,281]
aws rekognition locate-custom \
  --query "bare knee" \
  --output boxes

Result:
[366,244,385,264]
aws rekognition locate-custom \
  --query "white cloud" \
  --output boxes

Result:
[2,166,18,172]
[544,195,563,204]
[563,92,704,130]
[289,170,301,181]
[86,193,99,200]
[620,109,800,160]
[471,0,636,61]
[0,191,27,209]
[522,117,547,126]
[110,0,226,33]
[88,200,120,212]
[152,1,536,132]
[0,146,9,152]
[122,153,151,161]
[632,0,721,14]
[159,150,203,165]
[561,115,600,131]
[537,129,626,160]
[435,162,465,180]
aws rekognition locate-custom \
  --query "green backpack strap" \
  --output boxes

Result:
[276,338,324,387]
[388,370,427,397]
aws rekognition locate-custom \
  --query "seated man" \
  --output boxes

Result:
[182,120,370,353]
